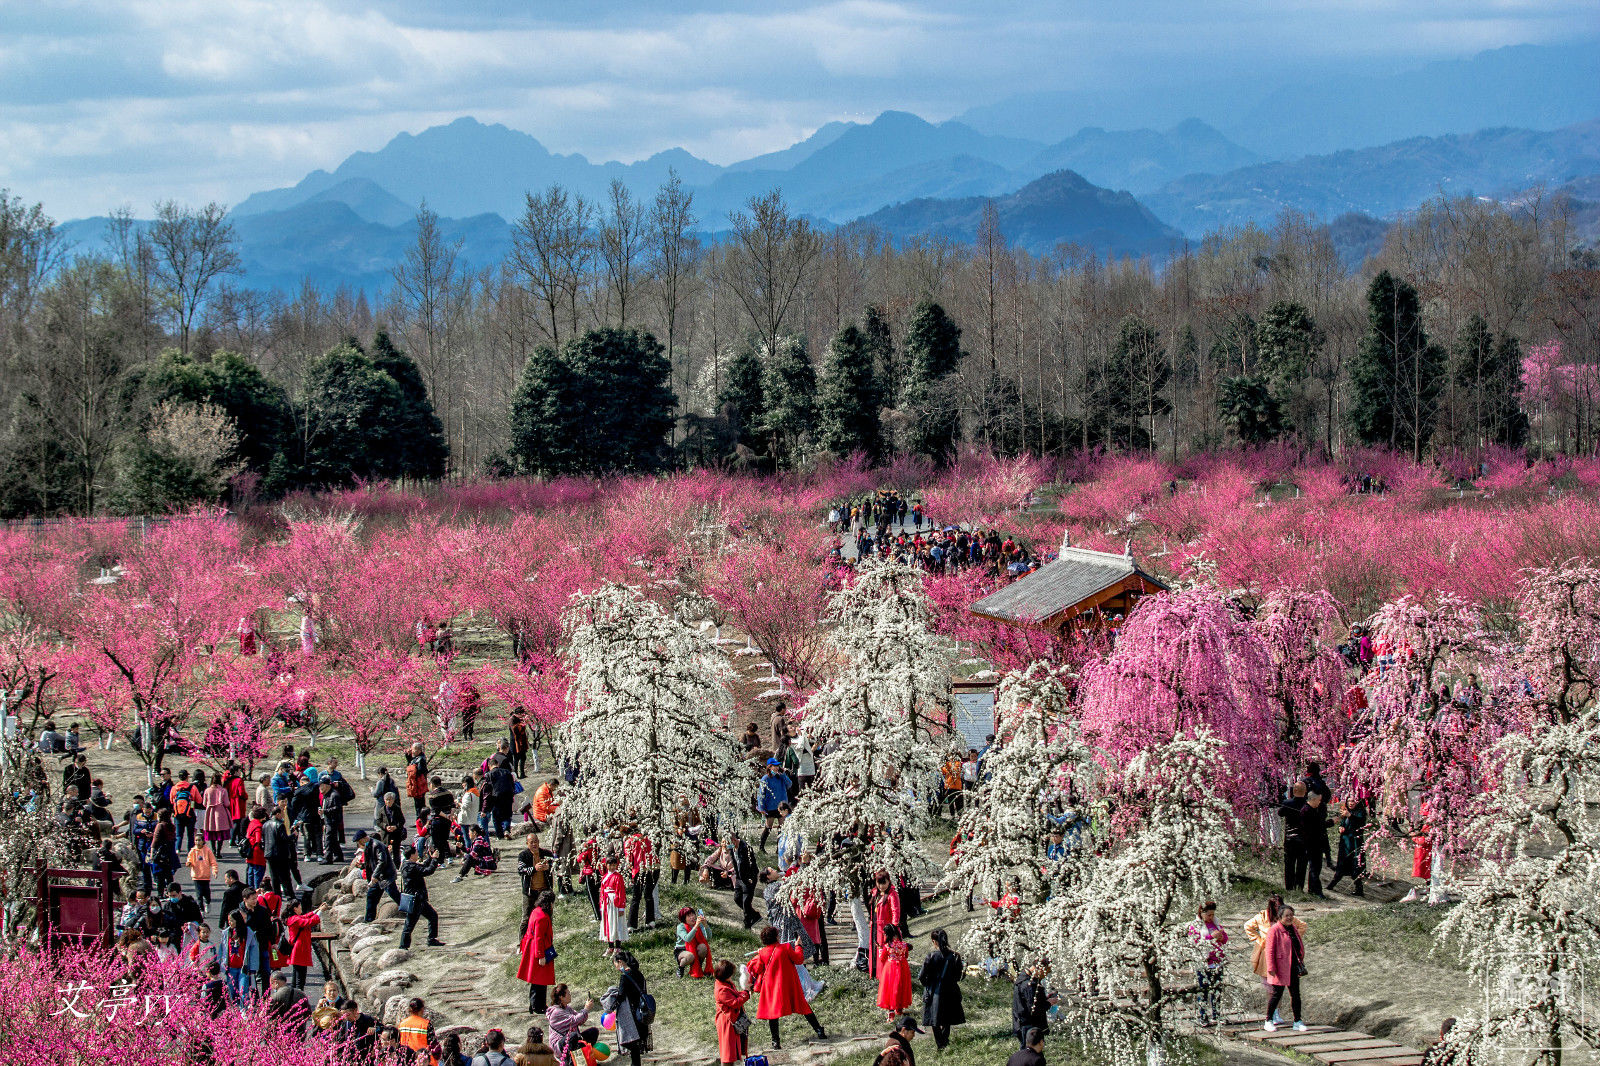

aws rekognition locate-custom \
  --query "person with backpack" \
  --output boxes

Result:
[186,834,219,912]
[407,745,431,821]
[171,771,198,853]
[472,1029,516,1066]
[604,950,652,1066]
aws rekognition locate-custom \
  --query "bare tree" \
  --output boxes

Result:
[598,179,646,328]
[392,202,469,460]
[511,185,592,346]
[723,191,822,362]
[146,201,242,356]
[0,191,64,358]
[649,172,701,433]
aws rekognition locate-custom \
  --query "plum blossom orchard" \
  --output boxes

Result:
[3,450,1600,1064]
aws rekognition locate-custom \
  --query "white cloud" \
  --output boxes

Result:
[0,0,1590,217]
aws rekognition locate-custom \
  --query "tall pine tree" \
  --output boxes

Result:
[817,323,882,459]
[715,346,766,457]
[370,330,449,479]
[757,335,816,469]
[1348,271,1446,459]
[900,300,963,462]
[1451,315,1528,447]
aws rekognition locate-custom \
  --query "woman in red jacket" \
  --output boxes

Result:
[747,926,827,1049]
[712,960,750,1066]
[870,871,901,977]
[282,900,321,990]
[518,890,557,1014]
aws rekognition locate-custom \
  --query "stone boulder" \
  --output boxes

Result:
[365,967,415,1001]
[375,900,400,921]
[382,994,411,1026]
[375,948,412,970]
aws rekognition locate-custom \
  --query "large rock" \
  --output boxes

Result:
[334,902,362,924]
[365,967,415,999]
[382,994,411,1026]
[375,900,400,920]
[437,1024,479,1043]
[375,948,412,970]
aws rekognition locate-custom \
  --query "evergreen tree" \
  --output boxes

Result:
[1106,315,1169,451]
[715,346,766,454]
[1348,271,1447,458]
[131,350,292,478]
[1256,300,1323,436]
[1451,315,1529,447]
[369,330,448,479]
[862,305,896,410]
[757,335,816,468]
[816,323,881,459]
[900,300,963,462]
[300,341,407,487]
[508,327,676,477]
[1218,374,1285,444]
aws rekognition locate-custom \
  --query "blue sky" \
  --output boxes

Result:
[2,0,1595,218]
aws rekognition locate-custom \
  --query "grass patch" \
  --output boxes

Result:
[1300,901,1459,968]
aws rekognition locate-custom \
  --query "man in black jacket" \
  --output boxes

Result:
[262,807,299,896]
[242,888,277,991]
[375,791,408,868]
[1279,781,1309,891]
[1006,1028,1047,1066]
[397,844,443,949]
[218,870,245,927]
[730,832,760,929]
[163,882,204,930]
[290,777,323,862]
[359,830,404,922]
[335,999,379,1059]
[485,762,516,838]
[1300,791,1333,897]
[1012,963,1055,1048]
[62,754,91,799]
[320,778,346,864]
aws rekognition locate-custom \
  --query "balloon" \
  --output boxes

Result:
[593,1044,611,1059]
[600,1011,616,1030]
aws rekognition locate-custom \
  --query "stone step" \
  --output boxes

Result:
[1294,1039,1405,1054]
[1266,1032,1375,1047]
[1312,1043,1427,1056]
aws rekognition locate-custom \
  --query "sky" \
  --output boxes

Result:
[2,0,1596,219]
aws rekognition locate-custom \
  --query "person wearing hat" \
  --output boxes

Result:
[757,761,791,853]
[871,1016,922,1066]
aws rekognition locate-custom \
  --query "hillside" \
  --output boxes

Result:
[858,170,1184,258]
[1144,119,1600,235]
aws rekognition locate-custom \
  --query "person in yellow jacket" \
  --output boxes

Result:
[185,838,219,912]
[399,997,440,1065]
[1243,894,1306,1024]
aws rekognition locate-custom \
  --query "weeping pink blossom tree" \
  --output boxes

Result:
[1077,588,1281,818]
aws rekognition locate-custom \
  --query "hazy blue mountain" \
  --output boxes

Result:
[1023,120,1259,194]
[723,120,855,173]
[297,178,416,227]
[1143,119,1600,235]
[694,111,1044,221]
[233,117,721,221]
[959,40,1600,159]
[856,170,1183,258]
[1236,41,1600,157]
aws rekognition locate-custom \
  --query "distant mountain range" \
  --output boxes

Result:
[857,171,1183,258]
[56,37,1600,294]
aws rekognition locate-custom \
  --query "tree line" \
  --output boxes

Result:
[0,177,1595,514]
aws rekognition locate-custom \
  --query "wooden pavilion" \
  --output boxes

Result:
[967,545,1167,636]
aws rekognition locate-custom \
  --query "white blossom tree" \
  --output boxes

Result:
[1434,563,1600,1066]
[943,661,1093,969]
[1042,730,1235,1066]
[780,556,956,958]
[555,583,755,857]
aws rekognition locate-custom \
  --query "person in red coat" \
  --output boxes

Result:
[875,925,912,1017]
[747,926,827,1049]
[282,900,321,990]
[870,871,901,977]
[518,890,557,1014]
[713,960,750,1066]
[1262,905,1305,1032]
